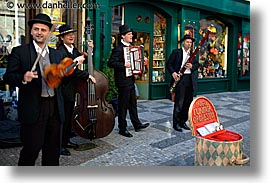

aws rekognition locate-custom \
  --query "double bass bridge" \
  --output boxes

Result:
[87,104,98,109]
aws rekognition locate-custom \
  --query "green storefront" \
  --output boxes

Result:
[88,0,250,99]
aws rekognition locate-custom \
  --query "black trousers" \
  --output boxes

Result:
[173,74,193,126]
[62,100,74,148]
[18,97,61,166]
[117,85,142,130]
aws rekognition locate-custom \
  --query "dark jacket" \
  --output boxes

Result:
[3,43,65,125]
[56,44,89,102]
[166,48,199,90]
[107,42,135,88]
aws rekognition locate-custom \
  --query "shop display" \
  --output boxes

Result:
[237,32,250,77]
[198,19,227,79]
[242,33,250,76]
[132,32,150,82]
[152,14,166,82]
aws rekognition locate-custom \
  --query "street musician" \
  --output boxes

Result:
[166,34,199,132]
[107,24,149,138]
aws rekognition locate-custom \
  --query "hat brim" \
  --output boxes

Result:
[28,19,53,29]
[180,37,195,42]
[57,29,77,36]
[119,28,134,35]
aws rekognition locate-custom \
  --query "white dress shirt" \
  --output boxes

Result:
[33,40,49,57]
[64,43,74,54]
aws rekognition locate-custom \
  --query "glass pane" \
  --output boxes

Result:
[152,13,166,82]
[0,0,25,68]
[242,33,250,76]
[198,19,227,79]
[237,32,242,69]
[133,32,150,82]
[111,5,123,48]
[184,24,194,38]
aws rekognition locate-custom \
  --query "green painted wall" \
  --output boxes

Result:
[89,0,250,98]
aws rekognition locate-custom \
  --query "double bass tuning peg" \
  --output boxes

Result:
[85,17,94,41]
[85,17,94,30]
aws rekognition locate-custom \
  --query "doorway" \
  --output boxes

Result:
[123,3,168,99]
[132,32,150,99]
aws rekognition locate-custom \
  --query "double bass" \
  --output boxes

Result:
[72,17,115,139]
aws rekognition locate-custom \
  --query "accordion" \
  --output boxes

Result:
[123,45,144,77]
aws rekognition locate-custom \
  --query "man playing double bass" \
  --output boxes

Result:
[56,24,96,156]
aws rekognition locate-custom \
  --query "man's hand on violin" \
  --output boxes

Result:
[23,71,38,83]
[88,75,96,83]
[74,55,85,65]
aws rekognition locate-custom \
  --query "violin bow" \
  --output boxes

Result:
[31,26,54,72]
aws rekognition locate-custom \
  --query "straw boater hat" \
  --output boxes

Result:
[119,24,133,35]
[180,34,195,42]
[57,25,77,37]
[28,13,53,29]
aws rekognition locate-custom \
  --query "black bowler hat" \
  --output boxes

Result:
[119,24,133,35]
[57,25,77,36]
[180,35,195,42]
[28,13,53,29]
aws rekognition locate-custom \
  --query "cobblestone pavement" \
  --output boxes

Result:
[0,91,250,166]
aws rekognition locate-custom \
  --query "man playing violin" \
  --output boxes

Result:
[3,13,94,166]
[56,24,96,156]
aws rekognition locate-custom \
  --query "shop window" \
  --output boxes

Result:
[237,32,250,77]
[184,24,194,38]
[237,33,242,69]
[41,0,67,48]
[152,13,166,82]
[178,23,195,48]
[132,32,150,82]
[242,33,250,76]
[111,6,123,48]
[198,19,228,79]
[0,0,25,66]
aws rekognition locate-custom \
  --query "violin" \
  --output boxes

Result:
[44,53,87,88]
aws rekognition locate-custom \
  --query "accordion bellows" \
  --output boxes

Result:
[123,45,144,77]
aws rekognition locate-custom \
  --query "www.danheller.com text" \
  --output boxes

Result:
[7,1,100,9]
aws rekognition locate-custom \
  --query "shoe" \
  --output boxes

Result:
[135,123,150,132]
[66,141,79,149]
[179,123,190,130]
[119,130,133,137]
[60,148,71,156]
[173,124,183,132]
